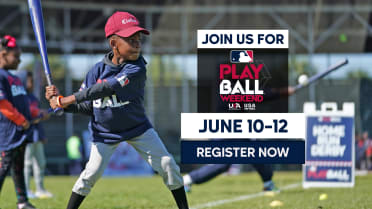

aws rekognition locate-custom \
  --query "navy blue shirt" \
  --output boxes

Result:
[81,52,152,144]
[27,93,45,143]
[0,69,32,151]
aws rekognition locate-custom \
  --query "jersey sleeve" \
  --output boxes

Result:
[106,64,142,92]
[73,82,114,103]
[64,101,93,116]
[0,76,26,125]
[0,99,26,125]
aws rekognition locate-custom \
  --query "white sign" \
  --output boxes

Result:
[197,30,289,48]
[181,113,305,139]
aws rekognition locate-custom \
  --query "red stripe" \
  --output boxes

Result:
[0,100,26,125]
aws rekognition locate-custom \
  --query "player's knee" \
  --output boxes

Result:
[81,163,105,185]
[73,178,92,196]
[159,156,183,190]
[24,160,33,167]
[161,155,179,173]
[72,169,102,196]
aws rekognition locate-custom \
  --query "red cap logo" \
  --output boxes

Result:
[105,12,150,38]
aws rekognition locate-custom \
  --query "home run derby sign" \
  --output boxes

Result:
[303,102,355,188]
[181,30,305,164]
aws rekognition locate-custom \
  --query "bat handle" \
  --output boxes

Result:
[47,107,62,116]
[53,107,64,116]
[46,83,64,116]
[47,107,64,116]
[47,97,64,116]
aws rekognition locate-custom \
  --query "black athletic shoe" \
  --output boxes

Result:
[17,202,37,209]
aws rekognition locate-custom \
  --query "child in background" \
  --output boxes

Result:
[16,70,52,199]
[0,35,36,209]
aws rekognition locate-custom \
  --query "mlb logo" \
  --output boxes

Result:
[230,50,254,63]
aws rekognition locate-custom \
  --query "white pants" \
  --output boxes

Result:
[24,141,46,192]
[72,128,183,196]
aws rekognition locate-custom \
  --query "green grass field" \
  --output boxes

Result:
[1,171,371,209]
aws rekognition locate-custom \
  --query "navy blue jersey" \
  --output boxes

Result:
[0,69,31,151]
[27,93,45,142]
[81,52,152,144]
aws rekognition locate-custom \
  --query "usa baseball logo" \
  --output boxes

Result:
[79,83,86,91]
[230,50,254,63]
[116,74,130,87]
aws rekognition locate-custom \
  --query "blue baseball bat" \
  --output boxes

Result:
[28,0,64,116]
[294,59,348,91]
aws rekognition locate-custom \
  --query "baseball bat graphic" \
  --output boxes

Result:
[294,58,348,91]
[28,0,63,116]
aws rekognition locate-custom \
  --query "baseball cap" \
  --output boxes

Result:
[105,11,150,38]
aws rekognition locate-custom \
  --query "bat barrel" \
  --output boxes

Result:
[28,0,53,84]
[294,58,348,91]
[46,75,53,86]
[28,0,64,116]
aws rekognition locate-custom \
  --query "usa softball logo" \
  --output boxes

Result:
[230,50,253,63]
